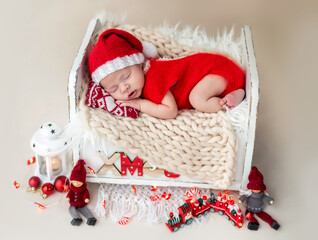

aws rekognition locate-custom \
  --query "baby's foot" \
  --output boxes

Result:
[219,89,245,110]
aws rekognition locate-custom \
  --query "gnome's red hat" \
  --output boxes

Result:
[70,159,87,183]
[88,29,157,85]
[247,166,266,191]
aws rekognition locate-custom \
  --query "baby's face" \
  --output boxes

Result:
[100,65,145,101]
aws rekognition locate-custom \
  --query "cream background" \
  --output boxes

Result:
[1,0,317,239]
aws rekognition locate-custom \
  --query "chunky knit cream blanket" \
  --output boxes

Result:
[77,23,238,188]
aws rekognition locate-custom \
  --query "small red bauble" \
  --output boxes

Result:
[41,183,54,199]
[54,175,70,192]
[29,176,41,190]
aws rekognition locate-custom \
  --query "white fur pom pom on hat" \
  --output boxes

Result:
[142,41,158,59]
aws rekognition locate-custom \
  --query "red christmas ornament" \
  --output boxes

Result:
[29,176,41,191]
[41,183,54,199]
[54,175,70,192]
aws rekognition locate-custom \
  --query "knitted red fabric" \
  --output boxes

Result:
[70,159,87,183]
[247,167,266,191]
[88,29,144,85]
[86,80,139,118]
[245,210,276,226]
[142,53,245,109]
[67,183,90,207]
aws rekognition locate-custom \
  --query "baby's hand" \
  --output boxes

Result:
[116,99,142,110]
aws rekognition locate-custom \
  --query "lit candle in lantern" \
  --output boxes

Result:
[30,122,72,183]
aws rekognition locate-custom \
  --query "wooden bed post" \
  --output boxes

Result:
[240,26,260,191]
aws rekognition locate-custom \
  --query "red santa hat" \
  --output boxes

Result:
[88,29,157,85]
[247,166,266,191]
[70,159,87,183]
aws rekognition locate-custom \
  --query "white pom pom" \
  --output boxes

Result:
[142,41,158,59]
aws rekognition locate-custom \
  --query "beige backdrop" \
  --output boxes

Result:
[1,0,317,239]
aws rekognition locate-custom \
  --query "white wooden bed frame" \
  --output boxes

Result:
[68,16,259,191]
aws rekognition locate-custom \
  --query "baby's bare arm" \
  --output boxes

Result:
[116,91,178,119]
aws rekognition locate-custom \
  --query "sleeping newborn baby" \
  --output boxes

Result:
[88,29,245,119]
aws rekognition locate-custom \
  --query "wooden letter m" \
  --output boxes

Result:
[120,153,143,176]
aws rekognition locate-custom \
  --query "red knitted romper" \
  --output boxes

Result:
[142,53,245,109]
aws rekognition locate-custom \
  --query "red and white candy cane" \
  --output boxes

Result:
[118,216,130,225]
[150,195,160,201]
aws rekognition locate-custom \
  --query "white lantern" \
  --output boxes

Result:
[30,122,72,183]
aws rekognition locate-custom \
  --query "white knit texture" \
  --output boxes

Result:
[83,105,237,188]
[91,53,145,84]
[95,183,213,224]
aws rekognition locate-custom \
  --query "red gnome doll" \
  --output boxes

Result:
[238,166,280,231]
[66,159,97,226]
